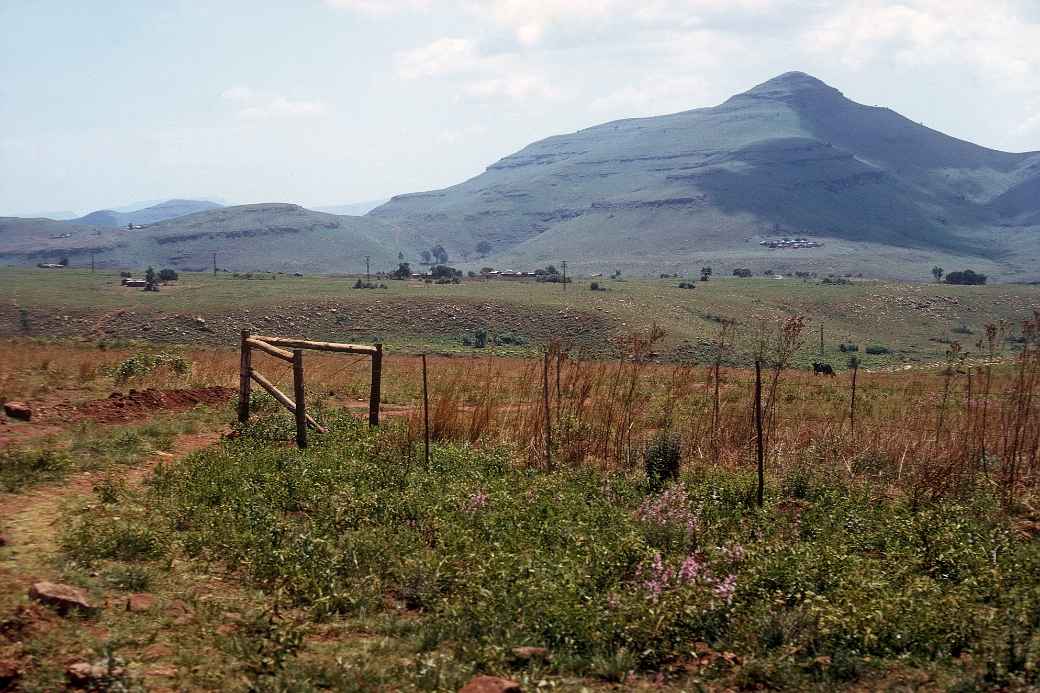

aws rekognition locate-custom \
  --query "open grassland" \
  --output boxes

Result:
[1,310,1039,690]
[3,267,1039,366]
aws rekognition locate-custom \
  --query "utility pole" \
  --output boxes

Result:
[561,260,567,292]
[90,253,95,273]
[365,256,371,284]
[212,252,217,275]
[819,324,824,357]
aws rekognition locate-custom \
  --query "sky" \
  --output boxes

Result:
[2,0,1039,217]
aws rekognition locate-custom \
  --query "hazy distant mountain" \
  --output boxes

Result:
[1,204,404,272]
[314,199,389,216]
[68,199,224,228]
[371,72,1040,280]
[18,209,78,220]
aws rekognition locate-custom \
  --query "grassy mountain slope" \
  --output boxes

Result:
[370,72,1040,279]
[1,204,406,272]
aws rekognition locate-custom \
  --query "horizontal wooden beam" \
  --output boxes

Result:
[252,335,379,355]
[245,338,293,362]
[249,369,327,433]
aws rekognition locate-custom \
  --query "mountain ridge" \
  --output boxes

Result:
[370,71,1040,280]
[68,199,224,228]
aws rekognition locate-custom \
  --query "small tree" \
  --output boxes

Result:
[158,268,178,282]
[390,262,411,279]
[431,245,448,264]
[644,431,681,490]
[932,266,944,283]
[945,269,987,285]
[700,266,712,281]
[145,266,156,285]
[420,250,432,264]
[58,257,69,267]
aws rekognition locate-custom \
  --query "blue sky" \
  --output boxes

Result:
[2,0,1039,216]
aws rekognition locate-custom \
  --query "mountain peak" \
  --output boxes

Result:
[740,71,842,100]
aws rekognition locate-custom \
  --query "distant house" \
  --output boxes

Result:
[36,263,65,269]
[121,278,147,287]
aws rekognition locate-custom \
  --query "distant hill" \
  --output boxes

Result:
[370,72,1040,280]
[314,199,389,216]
[68,199,224,228]
[1,204,406,272]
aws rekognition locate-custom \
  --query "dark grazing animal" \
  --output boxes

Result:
[812,362,836,376]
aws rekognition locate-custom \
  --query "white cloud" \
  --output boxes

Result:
[803,0,1040,85]
[221,85,254,102]
[239,97,327,119]
[590,74,712,116]
[221,86,327,119]
[395,37,479,79]
[463,75,559,101]
[323,0,429,14]
[394,35,558,102]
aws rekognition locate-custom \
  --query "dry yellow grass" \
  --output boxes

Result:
[4,320,1038,506]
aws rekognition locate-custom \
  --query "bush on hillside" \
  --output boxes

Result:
[945,269,987,285]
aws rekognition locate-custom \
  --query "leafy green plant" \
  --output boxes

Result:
[0,447,72,492]
[644,431,682,489]
[108,352,190,383]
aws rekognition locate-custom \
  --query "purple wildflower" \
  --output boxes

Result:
[677,554,704,584]
[639,551,670,602]
[635,486,699,539]
[465,490,489,512]
[713,574,737,603]
[722,544,746,562]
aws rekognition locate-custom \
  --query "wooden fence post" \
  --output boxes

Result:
[422,353,430,467]
[543,349,552,469]
[754,360,764,507]
[293,349,307,448]
[369,343,382,428]
[238,329,251,424]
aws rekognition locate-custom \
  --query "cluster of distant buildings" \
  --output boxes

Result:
[479,270,542,280]
[759,237,822,249]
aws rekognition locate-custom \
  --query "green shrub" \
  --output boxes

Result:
[495,332,527,346]
[865,345,890,355]
[0,447,72,492]
[62,515,166,564]
[643,431,682,489]
[109,352,189,382]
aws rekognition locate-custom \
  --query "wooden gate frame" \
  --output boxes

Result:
[237,330,383,448]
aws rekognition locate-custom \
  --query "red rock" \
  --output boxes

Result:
[28,581,97,615]
[510,646,549,661]
[146,664,178,678]
[141,643,174,661]
[0,658,22,688]
[2,401,31,421]
[459,675,523,693]
[66,660,123,688]
[126,593,157,612]
[0,533,9,547]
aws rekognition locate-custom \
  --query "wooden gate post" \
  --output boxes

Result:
[369,343,383,428]
[422,353,430,467]
[292,349,307,448]
[238,329,251,423]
